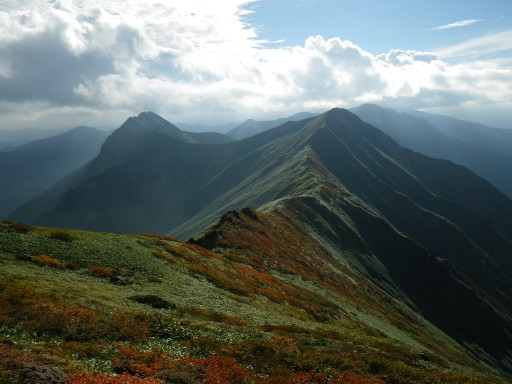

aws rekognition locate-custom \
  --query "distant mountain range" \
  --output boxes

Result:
[174,121,239,134]
[226,112,318,140]
[0,126,108,218]
[5,107,512,374]
[352,104,512,196]
[0,126,72,151]
[408,108,512,157]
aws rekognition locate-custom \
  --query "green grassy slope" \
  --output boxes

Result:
[0,219,507,383]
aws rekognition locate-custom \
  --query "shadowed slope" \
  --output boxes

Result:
[0,126,108,218]
[352,104,512,197]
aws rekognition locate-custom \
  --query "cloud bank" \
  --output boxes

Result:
[0,1,511,129]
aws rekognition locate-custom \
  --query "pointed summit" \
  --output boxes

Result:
[322,107,374,127]
[116,111,196,143]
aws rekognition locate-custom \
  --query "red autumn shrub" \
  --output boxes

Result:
[31,254,63,268]
[201,355,254,384]
[176,355,256,384]
[292,371,328,384]
[66,373,163,384]
[0,282,36,326]
[107,311,150,342]
[330,372,385,384]
[112,345,174,377]
[25,301,102,341]
[89,265,113,278]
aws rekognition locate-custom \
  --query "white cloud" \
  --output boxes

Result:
[432,19,484,30]
[0,1,511,129]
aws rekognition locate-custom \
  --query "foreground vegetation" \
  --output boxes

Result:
[0,218,506,383]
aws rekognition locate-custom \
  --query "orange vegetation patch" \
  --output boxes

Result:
[0,281,150,342]
[31,254,63,268]
[89,265,114,278]
[67,373,163,384]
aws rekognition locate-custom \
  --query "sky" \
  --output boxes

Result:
[0,0,511,131]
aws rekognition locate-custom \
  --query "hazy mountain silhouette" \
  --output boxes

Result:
[0,127,72,151]
[352,104,512,196]
[0,126,108,218]
[175,121,239,134]
[226,112,317,140]
[188,131,234,144]
[408,108,512,157]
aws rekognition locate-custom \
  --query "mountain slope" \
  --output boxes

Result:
[1,220,507,383]
[9,112,233,226]
[8,108,512,374]
[0,126,108,218]
[352,104,512,196]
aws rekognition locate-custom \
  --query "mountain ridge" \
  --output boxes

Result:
[6,107,512,374]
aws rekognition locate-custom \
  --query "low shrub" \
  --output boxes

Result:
[28,302,103,341]
[128,295,176,310]
[65,262,81,270]
[183,355,257,384]
[31,254,63,268]
[188,266,250,296]
[112,345,173,377]
[156,364,205,383]
[49,230,73,242]
[66,373,163,384]
[4,221,32,234]
[109,275,134,285]
[146,275,163,284]
[331,372,385,384]
[89,266,113,278]
[107,311,150,342]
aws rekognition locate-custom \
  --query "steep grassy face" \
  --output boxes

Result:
[0,220,507,383]
[193,204,512,374]
[298,110,512,371]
